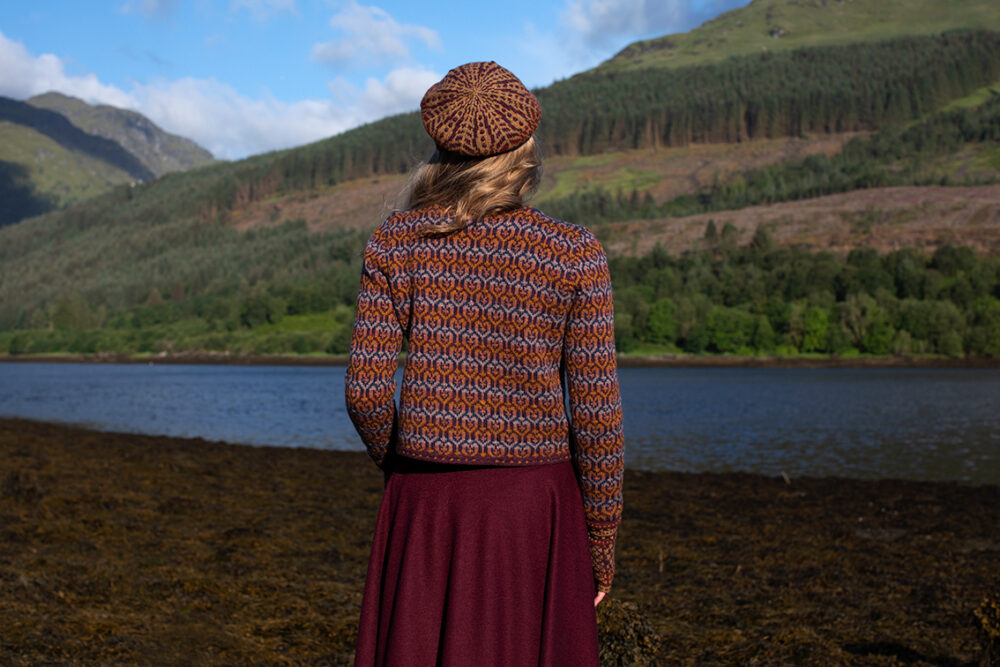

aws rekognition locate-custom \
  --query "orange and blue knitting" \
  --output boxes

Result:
[345,204,625,593]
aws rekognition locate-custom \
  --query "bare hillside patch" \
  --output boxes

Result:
[229,135,862,235]
[538,134,862,204]
[230,175,407,233]
[605,185,1000,256]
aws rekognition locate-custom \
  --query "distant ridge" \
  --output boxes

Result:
[186,29,1000,219]
[2,0,1000,344]
[601,0,1000,72]
[28,92,214,178]
[0,97,154,182]
[0,94,215,228]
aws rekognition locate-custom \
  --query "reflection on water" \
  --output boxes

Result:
[0,363,998,483]
[619,367,1000,483]
[0,363,358,451]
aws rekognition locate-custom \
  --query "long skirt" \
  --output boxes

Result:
[354,456,600,667]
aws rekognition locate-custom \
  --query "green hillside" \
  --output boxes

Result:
[0,121,134,210]
[28,92,215,177]
[1,93,997,359]
[602,0,1000,73]
[0,97,153,182]
[177,30,1000,224]
[542,95,1000,226]
[1,8,999,360]
[0,94,214,228]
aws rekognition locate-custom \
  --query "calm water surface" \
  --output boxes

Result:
[0,362,998,483]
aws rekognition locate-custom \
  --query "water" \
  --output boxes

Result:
[0,362,998,483]
[620,367,1000,483]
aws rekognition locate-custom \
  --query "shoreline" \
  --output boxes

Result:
[2,415,998,487]
[2,351,999,369]
[1,416,997,664]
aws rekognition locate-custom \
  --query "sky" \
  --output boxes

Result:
[0,0,750,160]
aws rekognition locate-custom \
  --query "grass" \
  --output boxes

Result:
[252,309,353,334]
[905,143,1000,185]
[941,80,1000,112]
[26,92,214,177]
[538,139,793,204]
[599,0,1000,73]
[974,144,1000,170]
[0,121,132,208]
[0,315,352,358]
[538,173,592,202]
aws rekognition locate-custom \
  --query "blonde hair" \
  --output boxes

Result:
[403,136,541,235]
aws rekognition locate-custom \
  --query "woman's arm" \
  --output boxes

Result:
[345,232,404,470]
[564,231,625,595]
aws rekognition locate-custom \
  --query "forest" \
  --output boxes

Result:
[2,30,1000,359]
[199,30,1000,219]
[4,29,998,236]
[608,236,1000,357]
[1,232,997,359]
[543,93,1000,225]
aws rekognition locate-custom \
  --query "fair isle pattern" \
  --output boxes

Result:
[420,61,542,156]
[345,205,625,590]
[588,524,618,593]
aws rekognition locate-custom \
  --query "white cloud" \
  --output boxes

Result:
[561,0,686,49]
[132,77,351,159]
[229,0,298,21]
[0,29,135,107]
[119,0,178,19]
[544,0,751,74]
[515,21,582,87]
[330,66,440,120]
[311,1,441,69]
[0,29,433,160]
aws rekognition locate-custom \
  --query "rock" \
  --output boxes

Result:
[597,598,662,666]
[976,593,1000,666]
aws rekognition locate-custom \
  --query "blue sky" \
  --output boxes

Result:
[0,0,749,159]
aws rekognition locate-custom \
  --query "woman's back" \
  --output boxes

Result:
[348,61,623,666]
[347,204,621,467]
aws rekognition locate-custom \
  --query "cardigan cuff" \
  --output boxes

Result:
[587,522,618,594]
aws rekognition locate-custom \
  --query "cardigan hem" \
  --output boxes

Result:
[394,445,573,468]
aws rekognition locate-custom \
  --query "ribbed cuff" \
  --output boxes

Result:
[587,523,618,594]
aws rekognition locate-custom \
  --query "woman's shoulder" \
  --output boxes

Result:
[372,206,603,255]
[517,207,605,256]
[377,205,447,232]
[368,206,447,248]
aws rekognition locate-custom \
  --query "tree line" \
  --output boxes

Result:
[538,30,1000,153]
[2,233,997,358]
[3,30,1000,358]
[203,30,1000,219]
[544,92,1000,225]
[609,233,1000,358]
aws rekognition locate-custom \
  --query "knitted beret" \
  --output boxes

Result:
[420,61,541,157]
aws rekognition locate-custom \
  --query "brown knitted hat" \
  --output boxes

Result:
[420,61,541,157]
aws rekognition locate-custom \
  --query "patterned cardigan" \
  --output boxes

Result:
[344,205,625,593]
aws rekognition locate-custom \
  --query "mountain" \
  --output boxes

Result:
[601,0,1000,73]
[0,96,153,182]
[0,0,998,359]
[0,94,214,228]
[27,92,214,178]
[152,28,1000,226]
[0,119,134,222]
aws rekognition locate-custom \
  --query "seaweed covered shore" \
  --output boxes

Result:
[1,417,997,665]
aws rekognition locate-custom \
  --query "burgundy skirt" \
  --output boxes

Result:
[354,456,599,667]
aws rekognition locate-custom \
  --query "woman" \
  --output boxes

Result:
[346,61,624,667]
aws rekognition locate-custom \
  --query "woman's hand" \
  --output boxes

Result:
[594,591,605,607]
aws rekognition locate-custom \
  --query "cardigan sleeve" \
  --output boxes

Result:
[563,231,625,594]
[345,230,404,470]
